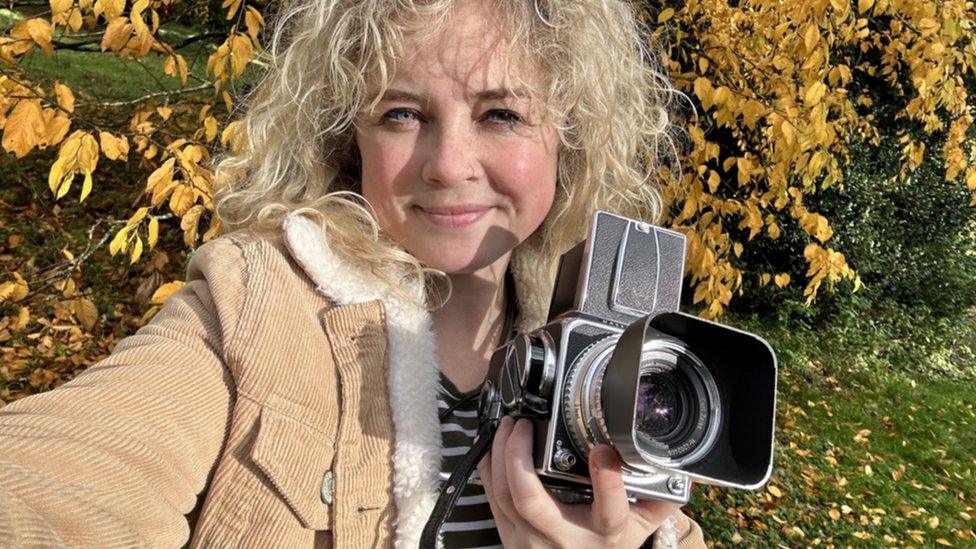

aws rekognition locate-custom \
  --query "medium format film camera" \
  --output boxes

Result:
[480,210,778,503]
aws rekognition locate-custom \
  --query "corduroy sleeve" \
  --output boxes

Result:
[0,237,246,548]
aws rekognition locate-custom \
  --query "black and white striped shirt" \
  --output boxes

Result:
[437,375,503,548]
[436,269,516,548]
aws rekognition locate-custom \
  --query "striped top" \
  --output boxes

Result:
[437,375,503,548]
[437,269,516,548]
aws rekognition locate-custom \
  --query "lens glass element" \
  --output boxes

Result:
[635,373,686,439]
[633,345,718,466]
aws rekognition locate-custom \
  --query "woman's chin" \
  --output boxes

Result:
[415,249,504,276]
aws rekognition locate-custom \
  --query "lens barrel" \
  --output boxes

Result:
[633,343,720,467]
[564,335,720,471]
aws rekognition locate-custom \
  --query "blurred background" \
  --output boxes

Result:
[0,0,973,546]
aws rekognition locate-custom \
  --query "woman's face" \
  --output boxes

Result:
[355,3,559,275]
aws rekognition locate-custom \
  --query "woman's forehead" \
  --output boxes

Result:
[377,7,545,101]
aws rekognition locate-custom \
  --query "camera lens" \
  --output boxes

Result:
[633,346,719,467]
[635,373,687,439]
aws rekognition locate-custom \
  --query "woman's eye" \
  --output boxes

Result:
[485,109,523,126]
[381,109,419,124]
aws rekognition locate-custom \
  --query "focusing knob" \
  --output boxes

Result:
[499,333,553,417]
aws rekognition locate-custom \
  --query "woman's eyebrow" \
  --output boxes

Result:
[376,87,530,103]
[474,87,530,101]
[378,89,426,103]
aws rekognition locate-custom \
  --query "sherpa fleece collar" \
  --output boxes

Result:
[280,212,558,547]
[282,213,440,548]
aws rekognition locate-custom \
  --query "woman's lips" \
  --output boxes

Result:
[417,205,491,228]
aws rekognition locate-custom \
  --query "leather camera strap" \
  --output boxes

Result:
[419,418,499,548]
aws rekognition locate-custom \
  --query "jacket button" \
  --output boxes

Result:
[320,470,334,505]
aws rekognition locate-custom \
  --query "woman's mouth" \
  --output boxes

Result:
[416,205,492,228]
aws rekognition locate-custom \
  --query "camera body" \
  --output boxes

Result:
[482,211,778,503]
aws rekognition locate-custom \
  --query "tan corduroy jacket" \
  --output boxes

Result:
[0,213,706,548]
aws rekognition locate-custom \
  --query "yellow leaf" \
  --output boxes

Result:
[109,225,130,256]
[55,82,75,113]
[657,8,675,23]
[693,77,713,106]
[80,170,93,202]
[99,131,129,160]
[229,33,253,77]
[102,0,126,19]
[25,18,54,55]
[222,0,242,20]
[222,90,233,113]
[0,272,30,303]
[148,216,159,248]
[11,305,30,331]
[50,0,73,17]
[156,106,173,121]
[244,6,264,44]
[129,235,143,264]
[803,24,820,51]
[68,7,83,31]
[707,170,720,193]
[180,205,204,246]
[139,304,159,324]
[828,508,841,520]
[146,157,176,192]
[767,485,783,497]
[928,516,939,529]
[169,184,195,216]
[61,277,76,298]
[203,115,218,142]
[48,157,68,195]
[150,281,184,305]
[100,17,132,51]
[774,273,790,288]
[2,100,45,158]
[127,206,149,227]
[74,297,98,330]
[78,131,99,171]
[804,81,827,106]
[857,0,874,13]
[41,109,72,148]
[56,174,73,199]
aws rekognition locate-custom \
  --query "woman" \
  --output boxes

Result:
[0,1,705,547]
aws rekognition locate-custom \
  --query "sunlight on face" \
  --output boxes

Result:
[355,3,559,275]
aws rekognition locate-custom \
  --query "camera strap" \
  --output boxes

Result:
[419,416,500,548]
[420,270,516,548]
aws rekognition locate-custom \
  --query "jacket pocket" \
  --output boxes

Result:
[251,393,334,531]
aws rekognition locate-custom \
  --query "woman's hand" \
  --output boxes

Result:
[477,416,683,549]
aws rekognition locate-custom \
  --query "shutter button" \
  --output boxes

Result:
[320,470,334,504]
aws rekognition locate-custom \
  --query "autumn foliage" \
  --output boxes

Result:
[653,0,975,316]
[0,0,973,319]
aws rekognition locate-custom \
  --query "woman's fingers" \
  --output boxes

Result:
[504,419,562,530]
[489,416,517,517]
[476,455,516,539]
[587,444,630,536]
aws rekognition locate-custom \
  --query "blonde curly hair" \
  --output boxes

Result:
[213,0,683,309]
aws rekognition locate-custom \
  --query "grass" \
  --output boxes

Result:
[9,17,264,105]
[687,315,976,547]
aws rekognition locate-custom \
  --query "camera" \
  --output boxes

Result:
[479,210,778,503]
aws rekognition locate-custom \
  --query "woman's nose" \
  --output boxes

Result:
[421,122,480,187]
